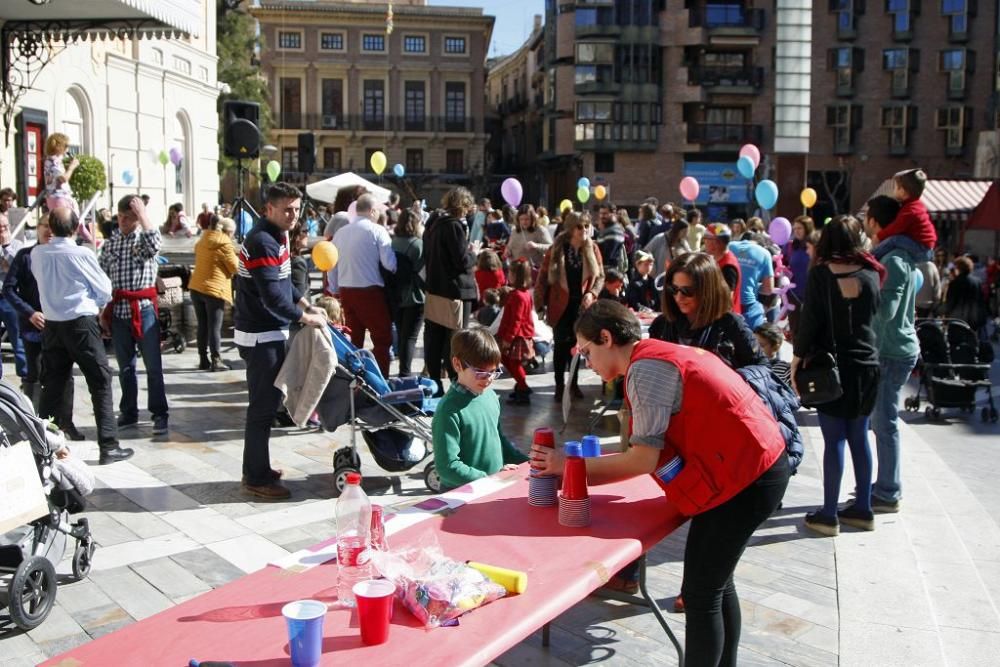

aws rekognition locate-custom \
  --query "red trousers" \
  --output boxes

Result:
[339,286,393,377]
[502,352,528,391]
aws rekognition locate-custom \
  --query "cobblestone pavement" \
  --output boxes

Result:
[1,328,998,666]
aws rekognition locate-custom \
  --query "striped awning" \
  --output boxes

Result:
[869,179,992,223]
[0,0,200,37]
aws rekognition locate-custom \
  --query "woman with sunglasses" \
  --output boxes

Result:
[649,252,765,370]
[532,300,789,667]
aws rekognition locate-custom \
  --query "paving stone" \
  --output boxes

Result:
[50,579,116,615]
[71,603,133,635]
[90,532,200,572]
[22,605,86,645]
[88,566,174,621]
[36,632,93,658]
[131,557,212,600]
[205,534,289,574]
[169,548,247,588]
[839,620,943,666]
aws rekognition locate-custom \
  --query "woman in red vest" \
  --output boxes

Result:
[532,300,789,667]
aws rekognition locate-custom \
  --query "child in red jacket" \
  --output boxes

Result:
[874,168,937,262]
[496,259,535,405]
[474,248,506,306]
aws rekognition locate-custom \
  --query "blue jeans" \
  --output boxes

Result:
[0,297,27,377]
[871,355,917,502]
[816,412,873,516]
[112,306,168,420]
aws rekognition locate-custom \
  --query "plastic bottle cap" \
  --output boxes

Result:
[564,442,582,457]
[346,472,361,485]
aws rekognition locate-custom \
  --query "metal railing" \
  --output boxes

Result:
[273,114,478,133]
[687,122,763,145]
[688,65,764,89]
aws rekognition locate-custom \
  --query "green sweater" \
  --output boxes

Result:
[432,384,529,490]
[874,249,919,360]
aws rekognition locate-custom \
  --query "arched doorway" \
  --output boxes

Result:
[172,111,193,213]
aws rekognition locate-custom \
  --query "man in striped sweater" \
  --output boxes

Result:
[235,182,327,500]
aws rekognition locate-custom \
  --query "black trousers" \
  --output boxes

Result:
[682,455,790,667]
[39,316,117,449]
[422,301,471,396]
[553,300,582,389]
[191,290,226,358]
[238,340,285,486]
[394,304,424,377]
[23,338,74,426]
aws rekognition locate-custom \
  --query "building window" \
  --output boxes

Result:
[616,43,661,85]
[199,66,208,81]
[885,0,915,38]
[363,80,385,129]
[320,33,344,50]
[445,82,466,130]
[444,37,467,54]
[151,48,163,65]
[942,0,971,40]
[280,78,301,128]
[446,149,464,173]
[826,104,862,153]
[940,48,972,98]
[576,43,614,64]
[575,65,614,86]
[278,31,302,50]
[829,0,859,39]
[362,34,385,52]
[404,35,426,53]
[321,79,343,128]
[881,104,916,153]
[173,56,191,75]
[406,148,424,173]
[323,147,342,172]
[935,105,970,152]
[595,152,615,173]
[404,81,426,130]
[281,147,299,173]
[883,47,917,97]
[576,101,614,121]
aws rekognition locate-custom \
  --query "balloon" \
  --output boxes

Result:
[739,144,761,169]
[577,186,590,203]
[121,169,135,185]
[369,150,387,175]
[392,163,405,178]
[755,179,779,210]
[266,160,281,181]
[501,177,523,207]
[347,201,358,218]
[169,147,182,167]
[800,187,817,209]
[912,268,924,293]
[823,217,832,225]
[311,240,339,272]
[559,199,573,213]
[768,217,792,245]
[158,150,169,166]
[594,185,607,200]
[577,177,590,190]
[736,155,756,179]
[679,176,699,202]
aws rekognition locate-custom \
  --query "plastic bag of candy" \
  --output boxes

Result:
[370,533,506,628]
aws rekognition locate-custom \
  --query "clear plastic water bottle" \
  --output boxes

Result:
[336,472,372,607]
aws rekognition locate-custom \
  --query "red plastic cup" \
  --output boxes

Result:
[353,579,395,645]
[533,427,555,448]
[561,455,589,500]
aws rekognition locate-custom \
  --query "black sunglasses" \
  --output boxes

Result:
[666,284,697,298]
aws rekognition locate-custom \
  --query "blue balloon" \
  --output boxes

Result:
[122,169,135,185]
[912,267,924,293]
[577,177,590,189]
[737,155,756,179]
[755,179,779,210]
[392,163,405,178]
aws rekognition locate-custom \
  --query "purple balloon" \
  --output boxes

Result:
[768,217,792,246]
[501,177,523,208]
[169,147,182,167]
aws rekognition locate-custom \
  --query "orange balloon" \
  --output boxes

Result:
[312,240,339,272]
[594,185,607,200]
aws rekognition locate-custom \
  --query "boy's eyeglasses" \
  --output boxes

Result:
[461,362,502,382]
[666,284,697,298]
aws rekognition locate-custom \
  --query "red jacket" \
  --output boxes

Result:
[496,288,535,342]
[475,268,506,301]
[716,250,743,314]
[624,339,785,516]
[877,198,937,248]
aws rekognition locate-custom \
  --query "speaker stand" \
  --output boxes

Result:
[232,160,259,244]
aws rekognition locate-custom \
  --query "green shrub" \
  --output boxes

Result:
[64,154,107,204]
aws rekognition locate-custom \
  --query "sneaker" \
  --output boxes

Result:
[837,506,875,531]
[272,411,297,428]
[673,595,685,613]
[242,481,291,501]
[98,446,135,465]
[117,415,139,429]
[871,496,900,514]
[152,416,168,435]
[804,510,839,537]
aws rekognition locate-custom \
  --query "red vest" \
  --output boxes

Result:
[624,339,784,516]
[716,250,743,313]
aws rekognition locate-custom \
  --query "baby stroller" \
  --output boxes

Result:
[322,327,442,496]
[0,381,95,630]
[156,260,190,354]
[904,318,997,423]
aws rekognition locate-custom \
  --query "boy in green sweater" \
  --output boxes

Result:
[432,328,529,490]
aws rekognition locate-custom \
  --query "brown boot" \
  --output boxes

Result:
[242,481,291,501]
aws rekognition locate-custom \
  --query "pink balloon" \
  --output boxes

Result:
[679,176,699,202]
[347,201,358,217]
[768,217,792,246]
[501,178,523,207]
[739,144,761,169]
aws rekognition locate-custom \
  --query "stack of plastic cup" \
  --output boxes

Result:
[581,435,602,458]
[529,428,558,507]
[558,442,591,527]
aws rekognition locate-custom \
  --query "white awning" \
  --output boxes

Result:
[1,0,200,37]
[306,172,393,205]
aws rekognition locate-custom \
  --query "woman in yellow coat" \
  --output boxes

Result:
[189,216,238,371]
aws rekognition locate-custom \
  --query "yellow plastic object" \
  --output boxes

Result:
[467,561,528,594]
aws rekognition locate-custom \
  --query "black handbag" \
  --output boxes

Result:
[796,267,845,407]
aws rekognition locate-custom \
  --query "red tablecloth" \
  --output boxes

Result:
[43,465,686,667]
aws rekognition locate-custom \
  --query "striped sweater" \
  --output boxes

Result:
[234,219,303,334]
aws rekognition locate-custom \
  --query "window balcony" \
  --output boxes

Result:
[688,65,764,91]
[689,7,765,32]
[687,122,763,146]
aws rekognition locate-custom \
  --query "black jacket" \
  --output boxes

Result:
[737,364,803,473]
[423,211,477,301]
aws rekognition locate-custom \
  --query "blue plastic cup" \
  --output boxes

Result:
[282,599,327,667]
[581,435,602,458]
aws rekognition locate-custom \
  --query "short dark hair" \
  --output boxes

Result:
[450,328,501,368]
[687,208,702,223]
[754,322,783,349]
[117,194,140,213]
[954,256,973,275]
[894,168,927,199]
[604,268,625,284]
[267,182,302,204]
[866,195,901,229]
[48,207,79,237]
[575,299,642,346]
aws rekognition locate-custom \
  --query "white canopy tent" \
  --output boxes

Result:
[304,172,393,204]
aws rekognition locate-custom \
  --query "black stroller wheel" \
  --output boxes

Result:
[333,447,360,471]
[8,556,57,631]
[424,462,442,494]
[72,541,95,581]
